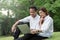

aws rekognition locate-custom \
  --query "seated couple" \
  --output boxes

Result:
[11,6,53,40]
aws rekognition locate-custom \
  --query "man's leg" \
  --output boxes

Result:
[30,34,48,40]
[12,27,21,40]
[16,33,35,40]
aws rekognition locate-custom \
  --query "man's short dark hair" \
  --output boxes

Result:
[29,6,37,11]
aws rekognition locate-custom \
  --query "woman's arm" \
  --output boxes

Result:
[38,17,45,32]
[39,17,44,27]
[40,18,53,33]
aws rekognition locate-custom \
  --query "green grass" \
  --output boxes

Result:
[48,32,60,40]
[0,32,60,40]
[0,36,13,40]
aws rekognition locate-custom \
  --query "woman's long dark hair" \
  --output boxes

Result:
[39,7,49,16]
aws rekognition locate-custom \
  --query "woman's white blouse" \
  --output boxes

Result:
[39,15,53,37]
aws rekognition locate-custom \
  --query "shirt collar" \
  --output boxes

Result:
[44,15,49,20]
[31,14,39,19]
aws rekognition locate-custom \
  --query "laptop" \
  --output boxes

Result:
[18,24,30,34]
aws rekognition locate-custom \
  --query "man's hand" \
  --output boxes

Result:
[11,20,20,32]
[11,24,16,32]
[30,29,38,34]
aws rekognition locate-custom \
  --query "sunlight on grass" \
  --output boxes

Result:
[0,36,13,40]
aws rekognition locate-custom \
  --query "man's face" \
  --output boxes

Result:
[30,8,36,17]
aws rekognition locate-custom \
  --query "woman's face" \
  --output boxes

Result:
[39,10,46,18]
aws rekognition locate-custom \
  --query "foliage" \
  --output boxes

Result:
[0,0,60,35]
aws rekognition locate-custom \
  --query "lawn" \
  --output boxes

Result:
[0,32,60,40]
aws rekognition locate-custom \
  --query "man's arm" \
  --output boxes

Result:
[11,20,20,32]
[18,22,30,27]
[11,16,30,32]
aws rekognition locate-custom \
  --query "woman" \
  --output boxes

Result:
[30,7,53,40]
[39,7,53,39]
[39,7,49,28]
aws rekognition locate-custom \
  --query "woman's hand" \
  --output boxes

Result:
[39,17,44,26]
[40,17,44,23]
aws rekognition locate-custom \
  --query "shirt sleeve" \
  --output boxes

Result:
[19,16,30,23]
[41,18,53,32]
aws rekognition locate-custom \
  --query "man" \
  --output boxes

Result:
[11,6,53,40]
[12,6,40,40]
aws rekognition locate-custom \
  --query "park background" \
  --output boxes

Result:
[0,0,60,40]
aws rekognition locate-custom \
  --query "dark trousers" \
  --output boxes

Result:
[16,33,48,40]
[12,27,21,40]
[12,28,48,40]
